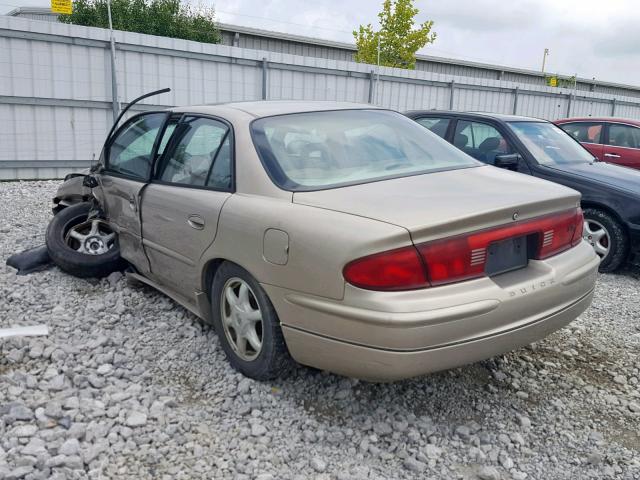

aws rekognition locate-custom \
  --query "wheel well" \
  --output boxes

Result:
[202,258,225,300]
[581,201,628,232]
[53,195,90,215]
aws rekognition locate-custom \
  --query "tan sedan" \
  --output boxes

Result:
[48,101,600,381]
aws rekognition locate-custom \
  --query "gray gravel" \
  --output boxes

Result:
[1,180,639,480]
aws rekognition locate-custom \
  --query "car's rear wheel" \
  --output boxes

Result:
[46,202,126,278]
[211,262,292,380]
[582,208,628,273]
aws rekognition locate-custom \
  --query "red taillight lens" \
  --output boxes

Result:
[344,208,583,291]
[343,245,429,291]
[536,208,583,259]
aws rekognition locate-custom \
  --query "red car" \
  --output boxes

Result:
[555,118,640,170]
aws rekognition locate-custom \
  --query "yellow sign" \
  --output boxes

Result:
[51,0,72,14]
[548,76,558,87]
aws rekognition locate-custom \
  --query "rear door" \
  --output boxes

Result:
[451,119,531,174]
[141,115,234,298]
[413,116,452,139]
[603,123,640,169]
[557,121,604,160]
[99,111,168,274]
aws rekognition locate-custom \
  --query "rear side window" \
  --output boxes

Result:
[453,120,512,164]
[107,113,166,179]
[156,117,231,189]
[607,124,640,149]
[415,117,450,138]
[558,122,602,144]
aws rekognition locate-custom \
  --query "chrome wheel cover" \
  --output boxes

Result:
[220,277,264,361]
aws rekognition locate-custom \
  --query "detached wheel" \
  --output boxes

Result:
[583,208,628,273]
[46,202,126,278]
[211,262,292,380]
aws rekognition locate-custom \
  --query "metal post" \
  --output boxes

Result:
[541,48,549,73]
[566,93,572,118]
[376,35,381,105]
[106,0,119,122]
[368,70,374,104]
[513,86,519,115]
[611,98,617,116]
[449,80,455,110]
[261,58,268,100]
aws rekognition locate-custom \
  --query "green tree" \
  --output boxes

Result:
[58,0,220,44]
[353,0,436,69]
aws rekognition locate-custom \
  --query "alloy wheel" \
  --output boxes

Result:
[583,219,610,260]
[65,219,116,255]
[220,277,264,361]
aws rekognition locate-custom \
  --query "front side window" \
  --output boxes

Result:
[157,117,231,188]
[107,113,166,179]
[251,110,479,191]
[558,122,603,144]
[453,120,512,164]
[607,124,640,149]
[509,121,595,165]
[415,117,451,139]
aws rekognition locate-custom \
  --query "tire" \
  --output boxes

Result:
[583,207,628,273]
[45,202,126,278]
[211,262,293,380]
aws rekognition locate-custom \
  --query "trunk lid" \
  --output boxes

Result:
[293,166,580,244]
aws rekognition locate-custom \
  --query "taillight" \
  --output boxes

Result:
[537,207,584,259]
[343,245,429,291]
[344,208,583,291]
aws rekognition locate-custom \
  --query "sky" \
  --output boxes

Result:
[3,0,639,86]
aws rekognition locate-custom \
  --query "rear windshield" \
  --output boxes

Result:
[251,109,480,191]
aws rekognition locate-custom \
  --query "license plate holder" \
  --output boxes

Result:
[485,236,528,277]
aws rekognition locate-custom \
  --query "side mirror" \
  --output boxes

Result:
[82,175,99,189]
[494,153,521,170]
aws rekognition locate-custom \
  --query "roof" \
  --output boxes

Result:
[404,110,548,123]
[172,100,378,118]
[555,117,640,126]
[5,7,58,16]
[216,23,640,93]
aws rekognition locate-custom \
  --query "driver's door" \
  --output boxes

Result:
[99,112,169,274]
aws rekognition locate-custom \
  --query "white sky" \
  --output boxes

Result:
[3,0,639,86]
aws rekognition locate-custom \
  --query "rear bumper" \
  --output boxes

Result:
[265,241,599,381]
[282,288,594,381]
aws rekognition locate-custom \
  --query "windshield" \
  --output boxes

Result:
[508,121,595,166]
[251,110,480,191]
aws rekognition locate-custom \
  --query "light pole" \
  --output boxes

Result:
[106,0,119,122]
[376,34,381,105]
[541,48,549,73]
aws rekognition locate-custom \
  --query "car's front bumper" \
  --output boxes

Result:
[264,240,599,381]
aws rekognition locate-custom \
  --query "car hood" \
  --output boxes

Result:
[543,161,640,195]
[293,166,580,243]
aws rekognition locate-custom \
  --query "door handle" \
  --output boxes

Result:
[187,214,205,230]
[604,153,621,158]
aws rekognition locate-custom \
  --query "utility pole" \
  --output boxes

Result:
[541,48,549,73]
[106,0,119,122]
[376,34,381,105]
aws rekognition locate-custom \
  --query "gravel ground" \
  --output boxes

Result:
[1,180,639,480]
